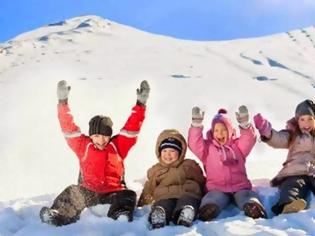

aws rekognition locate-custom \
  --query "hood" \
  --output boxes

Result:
[155,129,187,166]
[210,108,236,144]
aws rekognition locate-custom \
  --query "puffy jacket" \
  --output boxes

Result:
[264,128,315,186]
[188,125,256,193]
[138,129,205,206]
[58,103,145,193]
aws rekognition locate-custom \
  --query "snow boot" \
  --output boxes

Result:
[243,202,267,219]
[177,205,195,227]
[39,207,61,226]
[109,207,133,222]
[282,199,306,214]
[150,206,166,229]
[198,203,220,221]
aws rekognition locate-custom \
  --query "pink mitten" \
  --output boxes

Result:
[253,113,272,138]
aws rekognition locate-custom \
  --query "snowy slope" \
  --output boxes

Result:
[1,15,315,235]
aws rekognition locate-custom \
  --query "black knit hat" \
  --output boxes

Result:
[89,115,113,136]
[159,137,182,155]
[295,100,315,120]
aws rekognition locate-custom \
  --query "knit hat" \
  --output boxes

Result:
[295,99,315,120]
[159,137,182,155]
[89,115,113,136]
[211,108,234,140]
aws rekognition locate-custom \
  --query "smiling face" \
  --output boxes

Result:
[90,134,111,150]
[298,115,315,133]
[213,122,228,145]
[160,148,179,165]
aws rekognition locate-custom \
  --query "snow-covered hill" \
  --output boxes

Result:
[1,15,315,235]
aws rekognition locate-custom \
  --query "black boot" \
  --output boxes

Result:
[39,207,61,226]
[198,203,220,221]
[150,206,166,229]
[177,205,195,227]
[108,206,134,222]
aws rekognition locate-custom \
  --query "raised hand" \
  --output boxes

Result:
[137,80,150,106]
[192,106,205,127]
[253,113,272,138]
[57,80,71,102]
[236,105,250,129]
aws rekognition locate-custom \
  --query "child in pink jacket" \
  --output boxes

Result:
[188,106,266,221]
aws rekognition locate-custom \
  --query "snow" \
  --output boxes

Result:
[1,15,315,235]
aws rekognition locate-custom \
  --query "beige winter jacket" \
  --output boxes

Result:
[137,129,205,206]
[265,129,315,186]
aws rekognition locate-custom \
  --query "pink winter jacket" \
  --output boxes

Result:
[188,125,256,193]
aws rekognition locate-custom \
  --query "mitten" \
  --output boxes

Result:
[235,105,250,129]
[137,193,154,207]
[57,80,71,102]
[253,113,272,138]
[136,80,150,106]
[192,106,205,127]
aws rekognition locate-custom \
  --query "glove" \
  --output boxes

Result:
[192,106,205,127]
[307,161,315,178]
[136,80,150,106]
[235,105,250,129]
[253,113,272,138]
[57,80,71,102]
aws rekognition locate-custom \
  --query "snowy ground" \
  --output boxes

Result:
[2,189,315,235]
[1,16,315,235]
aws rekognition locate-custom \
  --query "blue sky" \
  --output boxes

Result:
[1,0,315,42]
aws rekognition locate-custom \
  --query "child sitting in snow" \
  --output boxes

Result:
[137,129,205,229]
[254,99,315,215]
[188,106,266,221]
[39,79,150,226]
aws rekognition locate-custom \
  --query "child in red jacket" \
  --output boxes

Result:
[40,80,150,226]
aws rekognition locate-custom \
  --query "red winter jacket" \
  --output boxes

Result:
[58,103,146,193]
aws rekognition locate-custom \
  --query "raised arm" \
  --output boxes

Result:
[112,80,150,159]
[235,105,257,157]
[57,80,89,158]
[188,106,207,162]
[254,113,290,148]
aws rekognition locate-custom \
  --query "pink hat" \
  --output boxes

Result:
[211,109,235,140]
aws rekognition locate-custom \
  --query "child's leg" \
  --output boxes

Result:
[199,191,231,221]
[40,185,93,226]
[233,190,266,219]
[149,199,176,228]
[172,195,200,226]
[273,176,309,214]
[100,189,136,222]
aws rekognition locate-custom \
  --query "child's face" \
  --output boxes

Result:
[160,148,179,165]
[90,134,111,150]
[298,115,315,133]
[213,123,228,145]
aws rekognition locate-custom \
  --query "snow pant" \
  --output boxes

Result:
[48,185,136,225]
[200,190,263,213]
[150,195,200,225]
[272,175,315,215]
